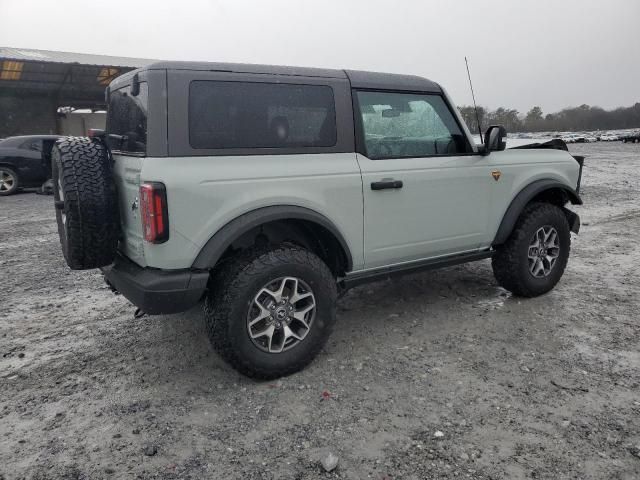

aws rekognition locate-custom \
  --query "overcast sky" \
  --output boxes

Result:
[1,0,638,114]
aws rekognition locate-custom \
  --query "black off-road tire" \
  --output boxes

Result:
[492,202,571,297]
[52,137,119,270]
[204,245,337,379]
[0,166,19,196]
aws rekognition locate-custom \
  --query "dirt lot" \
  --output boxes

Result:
[1,142,639,479]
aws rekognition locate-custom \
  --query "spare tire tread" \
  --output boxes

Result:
[52,137,119,270]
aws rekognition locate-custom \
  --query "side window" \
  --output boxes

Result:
[189,81,336,150]
[355,91,470,159]
[106,82,148,154]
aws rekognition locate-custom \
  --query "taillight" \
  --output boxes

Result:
[139,182,169,243]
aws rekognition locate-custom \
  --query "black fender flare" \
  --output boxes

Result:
[493,179,582,245]
[191,205,354,271]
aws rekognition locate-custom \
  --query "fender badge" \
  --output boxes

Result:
[491,170,502,181]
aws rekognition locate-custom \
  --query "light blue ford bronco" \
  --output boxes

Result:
[51,61,583,378]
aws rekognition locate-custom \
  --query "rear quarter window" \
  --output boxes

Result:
[188,81,336,150]
[106,82,148,154]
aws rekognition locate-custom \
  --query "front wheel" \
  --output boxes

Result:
[204,245,337,379]
[492,202,571,297]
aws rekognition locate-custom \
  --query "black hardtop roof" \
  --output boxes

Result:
[135,61,441,93]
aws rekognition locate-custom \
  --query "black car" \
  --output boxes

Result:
[0,135,61,195]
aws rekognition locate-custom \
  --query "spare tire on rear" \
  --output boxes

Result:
[52,137,119,270]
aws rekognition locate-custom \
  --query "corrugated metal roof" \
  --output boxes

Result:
[0,47,155,68]
[0,47,157,108]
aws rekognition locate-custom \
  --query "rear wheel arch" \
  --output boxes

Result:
[0,162,20,177]
[493,179,582,246]
[192,206,353,276]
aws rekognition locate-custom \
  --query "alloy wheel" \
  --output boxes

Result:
[527,225,560,278]
[0,170,15,192]
[247,276,316,353]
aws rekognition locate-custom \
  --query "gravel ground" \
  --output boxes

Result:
[1,142,639,480]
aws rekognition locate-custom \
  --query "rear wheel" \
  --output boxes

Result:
[0,167,19,196]
[204,245,337,379]
[492,203,571,297]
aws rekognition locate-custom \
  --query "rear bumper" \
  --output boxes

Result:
[101,255,209,315]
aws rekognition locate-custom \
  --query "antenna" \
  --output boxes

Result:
[465,56,483,144]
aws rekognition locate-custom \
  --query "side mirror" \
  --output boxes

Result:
[484,125,507,153]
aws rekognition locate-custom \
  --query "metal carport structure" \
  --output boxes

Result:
[0,47,154,137]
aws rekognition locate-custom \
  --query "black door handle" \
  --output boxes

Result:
[371,179,403,190]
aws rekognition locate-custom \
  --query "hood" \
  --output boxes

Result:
[508,138,568,151]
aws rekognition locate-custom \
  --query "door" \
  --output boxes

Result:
[17,138,47,184]
[354,90,493,268]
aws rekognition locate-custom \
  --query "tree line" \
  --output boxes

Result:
[458,103,640,133]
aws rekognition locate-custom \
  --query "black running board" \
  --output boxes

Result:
[340,250,494,289]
